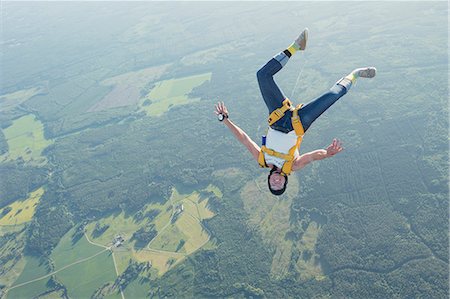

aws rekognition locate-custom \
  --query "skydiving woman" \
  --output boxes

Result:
[215,28,376,196]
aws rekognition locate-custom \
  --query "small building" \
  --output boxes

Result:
[172,204,184,223]
[113,234,125,247]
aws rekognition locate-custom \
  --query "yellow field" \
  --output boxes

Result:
[241,174,303,278]
[0,187,44,226]
[133,249,184,276]
[205,184,223,198]
[146,203,172,232]
[296,222,325,280]
[149,224,186,252]
[0,224,25,236]
[150,187,216,254]
[0,114,52,166]
[197,198,215,219]
[85,211,144,246]
[112,250,132,275]
[34,289,66,299]
[175,213,209,254]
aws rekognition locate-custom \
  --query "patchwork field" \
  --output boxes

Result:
[240,174,327,279]
[88,64,170,112]
[0,87,43,111]
[83,185,218,277]
[6,226,118,298]
[0,187,44,226]
[0,114,53,165]
[139,72,212,117]
[4,186,220,298]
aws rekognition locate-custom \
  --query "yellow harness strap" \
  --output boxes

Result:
[268,99,293,126]
[259,102,305,175]
[291,104,304,136]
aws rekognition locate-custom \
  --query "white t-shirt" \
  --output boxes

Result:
[263,127,300,169]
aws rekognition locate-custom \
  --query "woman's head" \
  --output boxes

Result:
[268,167,288,196]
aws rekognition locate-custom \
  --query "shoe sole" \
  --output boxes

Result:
[299,29,308,50]
[359,67,377,78]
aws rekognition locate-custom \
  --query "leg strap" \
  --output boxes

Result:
[268,99,293,126]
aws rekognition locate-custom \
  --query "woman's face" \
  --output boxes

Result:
[269,170,286,190]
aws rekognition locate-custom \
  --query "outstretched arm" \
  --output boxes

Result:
[292,138,344,171]
[215,102,260,162]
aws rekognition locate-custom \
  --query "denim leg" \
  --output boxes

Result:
[299,84,348,132]
[257,52,294,131]
[256,52,289,113]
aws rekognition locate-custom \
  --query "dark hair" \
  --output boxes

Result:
[267,168,288,196]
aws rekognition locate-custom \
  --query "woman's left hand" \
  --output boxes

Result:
[326,138,344,157]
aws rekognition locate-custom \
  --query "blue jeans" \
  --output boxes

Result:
[257,51,348,133]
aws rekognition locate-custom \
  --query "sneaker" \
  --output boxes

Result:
[295,28,309,51]
[353,67,377,78]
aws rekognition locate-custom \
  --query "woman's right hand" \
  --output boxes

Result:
[214,101,229,117]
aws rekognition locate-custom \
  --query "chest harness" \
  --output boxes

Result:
[258,98,305,175]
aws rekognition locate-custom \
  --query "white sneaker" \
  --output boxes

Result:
[353,67,377,78]
[295,28,309,51]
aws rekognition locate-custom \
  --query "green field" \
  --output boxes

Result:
[7,255,51,298]
[139,72,212,117]
[123,277,151,299]
[50,227,105,270]
[0,187,44,225]
[0,114,52,165]
[6,277,51,299]
[55,250,120,299]
[41,227,121,298]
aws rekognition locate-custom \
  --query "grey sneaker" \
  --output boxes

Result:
[353,67,377,78]
[295,28,309,50]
